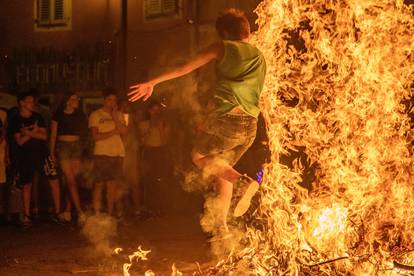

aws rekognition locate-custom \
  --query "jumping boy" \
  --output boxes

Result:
[129,9,266,234]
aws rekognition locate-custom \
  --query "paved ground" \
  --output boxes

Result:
[0,215,214,275]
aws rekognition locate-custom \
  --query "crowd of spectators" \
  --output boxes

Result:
[0,88,171,228]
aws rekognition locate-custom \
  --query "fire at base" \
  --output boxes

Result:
[212,0,414,275]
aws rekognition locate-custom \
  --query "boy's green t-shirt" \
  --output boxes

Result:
[213,40,266,118]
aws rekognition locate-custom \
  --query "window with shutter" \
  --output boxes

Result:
[144,0,179,19]
[35,0,72,31]
[38,0,51,25]
[54,0,64,21]
[145,0,162,18]
[162,0,176,14]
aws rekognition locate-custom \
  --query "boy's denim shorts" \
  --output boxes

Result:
[194,113,257,166]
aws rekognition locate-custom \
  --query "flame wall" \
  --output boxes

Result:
[228,1,414,274]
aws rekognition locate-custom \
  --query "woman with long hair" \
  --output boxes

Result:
[50,93,87,224]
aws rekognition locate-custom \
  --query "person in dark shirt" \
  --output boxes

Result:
[8,91,61,227]
[50,93,87,224]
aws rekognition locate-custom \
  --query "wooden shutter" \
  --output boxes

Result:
[162,0,176,14]
[145,0,162,17]
[38,0,51,24]
[54,0,64,21]
[35,0,71,29]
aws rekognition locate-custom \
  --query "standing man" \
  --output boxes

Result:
[89,89,128,216]
[8,91,61,227]
[129,9,266,235]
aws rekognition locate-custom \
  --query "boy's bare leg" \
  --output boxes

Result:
[216,177,233,232]
[61,160,82,213]
[193,150,259,223]
[93,182,104,214]
[48,179,61,214]
[192,151,239,232]
[106,181,117,216]
[64,195,72,212]
[192,150,241,184]
[31,174,39,215]
[22,183,32,217]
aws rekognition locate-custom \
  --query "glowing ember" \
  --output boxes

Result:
[311,206,348,241]
[212,0,414,274]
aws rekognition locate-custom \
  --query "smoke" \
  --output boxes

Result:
[181,168,207,193]
[201,191,246,257]
[150,51,212,192]
[81,213,118,256]
[179,161,246,258]
[199,194,221,234]
[181,156,247,257]
[144,33,247,258]
[149,53,203,117]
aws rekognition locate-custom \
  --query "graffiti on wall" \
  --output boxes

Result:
[5,42,114,92]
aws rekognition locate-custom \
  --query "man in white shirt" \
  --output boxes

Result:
[89,89,128,216]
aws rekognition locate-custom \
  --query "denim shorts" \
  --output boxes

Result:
[194,113,257,166]
[56,141,83,161]
[93,155,123,182]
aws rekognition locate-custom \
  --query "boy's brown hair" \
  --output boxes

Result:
[216,9,251,41]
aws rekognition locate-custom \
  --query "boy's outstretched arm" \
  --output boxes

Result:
[128,42,223,102]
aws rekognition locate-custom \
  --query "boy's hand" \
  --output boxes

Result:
[128,82,154,102]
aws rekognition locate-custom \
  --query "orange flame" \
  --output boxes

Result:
[214,0,414,274]
[114,246,184,275]
[113,246,151,276]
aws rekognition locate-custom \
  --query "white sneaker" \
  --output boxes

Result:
[233,176,260,217]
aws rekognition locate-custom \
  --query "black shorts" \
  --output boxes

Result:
[193,113,257,166]
[93,155,123,182]
[17,151,58,185]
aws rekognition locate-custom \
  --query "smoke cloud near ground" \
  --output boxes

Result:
[81,214,118,256]
[182,156,247,257]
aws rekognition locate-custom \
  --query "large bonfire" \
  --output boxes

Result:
[118,1,413,275]
[211,0,414,275]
